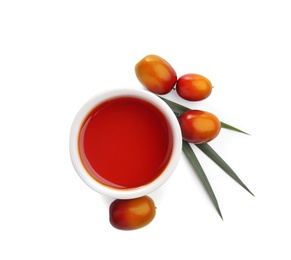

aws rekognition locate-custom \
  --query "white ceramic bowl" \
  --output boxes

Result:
[69,88,182,199]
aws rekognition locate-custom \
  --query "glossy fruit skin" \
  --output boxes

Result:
[135,54,177,95]
[178,110,221,144]
[109,196,156,230]
[176,73,212,101]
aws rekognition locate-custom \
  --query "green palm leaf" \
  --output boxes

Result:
[182,141,223,219]
[220,122,249,135]
[195,143,254,196]
[160,96,188,115]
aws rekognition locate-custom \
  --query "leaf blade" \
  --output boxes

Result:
[220,121,250,135]
[159,96,189,115]
[182,141,223,219]
[196,143,254,196]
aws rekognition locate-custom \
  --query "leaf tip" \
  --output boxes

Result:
[219,212,224,220]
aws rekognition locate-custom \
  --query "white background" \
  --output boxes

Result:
[1,1,290,259]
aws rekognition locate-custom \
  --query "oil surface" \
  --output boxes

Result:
[79,97,173,188]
